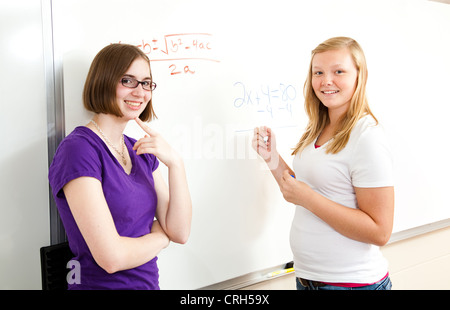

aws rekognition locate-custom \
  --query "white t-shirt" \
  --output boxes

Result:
[290,115,394,283]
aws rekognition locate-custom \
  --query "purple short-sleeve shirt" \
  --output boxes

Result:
[48,126,160,289]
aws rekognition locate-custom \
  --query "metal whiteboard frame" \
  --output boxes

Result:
[42,0,67,245]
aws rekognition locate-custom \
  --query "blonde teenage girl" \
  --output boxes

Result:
[253,37,394,290]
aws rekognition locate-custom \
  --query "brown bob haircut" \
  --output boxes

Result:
[83,43,156,122]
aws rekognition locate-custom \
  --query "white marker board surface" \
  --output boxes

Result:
[51,0,450,289]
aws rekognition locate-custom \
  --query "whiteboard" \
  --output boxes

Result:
[51,0,450,289]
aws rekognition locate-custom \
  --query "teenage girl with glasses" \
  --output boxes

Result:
[49,44,192,289]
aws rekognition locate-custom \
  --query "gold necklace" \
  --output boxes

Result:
[90,120,127,165]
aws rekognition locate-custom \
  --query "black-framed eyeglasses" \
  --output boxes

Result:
[121,77,156,91]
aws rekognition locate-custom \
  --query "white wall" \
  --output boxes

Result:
[0,0,50,289]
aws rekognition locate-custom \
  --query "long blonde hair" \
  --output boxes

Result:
[292,37,377,155]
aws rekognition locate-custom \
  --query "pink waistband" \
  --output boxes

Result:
[322,272,389,288]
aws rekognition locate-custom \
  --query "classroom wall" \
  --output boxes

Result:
[0,0,50,289]
[243,226,450,290]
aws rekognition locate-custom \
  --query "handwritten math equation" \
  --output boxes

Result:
[233,82,298,119]
[115,33,219,76]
